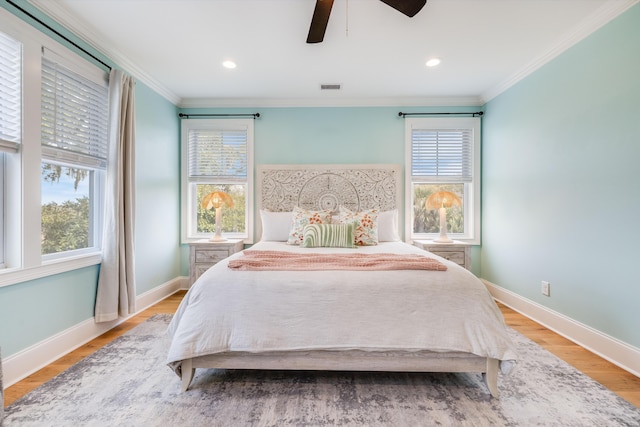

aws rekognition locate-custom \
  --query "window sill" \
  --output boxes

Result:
[0,252,102,288]
[410,236,479,245]
[182,235,252,245]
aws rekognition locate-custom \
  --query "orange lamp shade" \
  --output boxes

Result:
[425,191,461,210]
[201,191,234,210]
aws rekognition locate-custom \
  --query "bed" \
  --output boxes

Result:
[167,165,517,397]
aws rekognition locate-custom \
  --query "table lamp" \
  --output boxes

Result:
[425,191,461,243]
[201,191,234,241]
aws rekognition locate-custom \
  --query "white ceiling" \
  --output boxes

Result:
[29,0,637,107]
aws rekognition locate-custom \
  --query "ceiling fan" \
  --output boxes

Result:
[307,0,427,43]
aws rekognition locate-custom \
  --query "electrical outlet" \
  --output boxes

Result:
[541,281,550,296]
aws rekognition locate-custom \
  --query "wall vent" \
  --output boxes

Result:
[320,83,341,90]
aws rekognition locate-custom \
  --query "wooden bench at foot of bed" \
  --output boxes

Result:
[178,350,500,398]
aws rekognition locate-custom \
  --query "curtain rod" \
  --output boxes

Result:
[6,0,111,71]
[398,111,484,118]
[178,113,260,119]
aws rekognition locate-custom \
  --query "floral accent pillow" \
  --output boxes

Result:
[338,206,379,246]
[287,206,332,245]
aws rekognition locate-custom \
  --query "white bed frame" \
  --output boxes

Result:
[178,164,500,397]
[180,351,499,397]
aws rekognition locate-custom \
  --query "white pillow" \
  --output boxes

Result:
[377,209,401,242]
[260,210,293,241]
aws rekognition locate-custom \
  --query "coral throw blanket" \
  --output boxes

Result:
[227,250,447,271]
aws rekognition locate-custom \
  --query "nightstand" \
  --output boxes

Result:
[189,239,244,286]
[413,240,471,271]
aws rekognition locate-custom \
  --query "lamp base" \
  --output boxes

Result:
[210,216,226,242]
[435,207,453,244]
[433,237,454,243]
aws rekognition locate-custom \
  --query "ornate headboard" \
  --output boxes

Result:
[256,164,402,239]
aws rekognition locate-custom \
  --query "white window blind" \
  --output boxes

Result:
[411,128,473,183]
[41,54,109,169]
[188,128,248,180]
[0,31,21,153]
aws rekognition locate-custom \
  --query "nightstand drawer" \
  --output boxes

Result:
[430,250,465,265]
[194,249,232,264]
[413,240,471,271]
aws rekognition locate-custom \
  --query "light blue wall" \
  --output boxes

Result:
[177,106,483,275]
[481,4,640,347]
[134,84,181,294]
[0,267,99,355]
[0,4,181,358]
[254,107,405,164]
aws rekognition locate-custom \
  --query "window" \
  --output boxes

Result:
[405,117,480,243]
[0,7,108,285]
[181,119,254,242]
[0,30,22,268]
[40,50,108,259]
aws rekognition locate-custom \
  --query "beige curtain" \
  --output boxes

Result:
[95,69,136,323]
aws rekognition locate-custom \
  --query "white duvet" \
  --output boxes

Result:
[167,241,517,374]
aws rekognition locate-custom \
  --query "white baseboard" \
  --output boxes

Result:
[482,279,640,378]
[3,276,189,389]
[135,275,189,312]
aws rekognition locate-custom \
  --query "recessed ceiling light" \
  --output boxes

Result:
[222,60,237,69]
[426,58,441,67]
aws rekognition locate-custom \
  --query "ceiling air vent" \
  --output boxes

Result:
[320,83,341,90]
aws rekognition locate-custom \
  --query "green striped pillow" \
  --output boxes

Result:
[301,223,356,248]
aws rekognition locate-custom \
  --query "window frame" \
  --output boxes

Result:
[404,117,481,244]
[40,47,108,260]
[0,8,106,288]
[180,118,254,244]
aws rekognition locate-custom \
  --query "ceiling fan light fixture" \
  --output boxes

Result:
[426,58,441,67]
[307,0,426,43]
[222,60,237,69]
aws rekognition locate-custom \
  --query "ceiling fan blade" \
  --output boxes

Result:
[307,0,335,44]
[379,0,427,17]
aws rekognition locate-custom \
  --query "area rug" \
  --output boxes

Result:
[4,315,640,426]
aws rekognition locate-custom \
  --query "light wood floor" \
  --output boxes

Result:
[4,291,639,409]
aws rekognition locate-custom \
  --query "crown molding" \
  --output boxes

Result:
[481,0,639,103]
[27,0,181,105]
[178,96,483,109]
